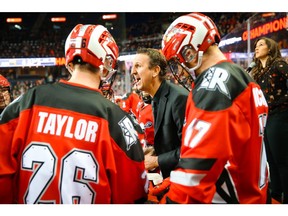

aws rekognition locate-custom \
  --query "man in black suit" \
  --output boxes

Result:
[131,47,188,179]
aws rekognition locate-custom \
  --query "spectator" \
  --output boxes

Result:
[250,37,288,204]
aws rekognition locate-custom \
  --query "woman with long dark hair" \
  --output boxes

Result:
[250,37,288,204]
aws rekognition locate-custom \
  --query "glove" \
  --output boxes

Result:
[149,177,170,204]
[146,181,160,204]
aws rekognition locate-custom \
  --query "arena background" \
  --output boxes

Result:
[1,11,287,100]
[1,0,287,215]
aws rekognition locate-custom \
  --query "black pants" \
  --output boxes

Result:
[265,110,288,204]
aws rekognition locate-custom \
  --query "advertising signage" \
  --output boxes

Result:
[219,13,288,53]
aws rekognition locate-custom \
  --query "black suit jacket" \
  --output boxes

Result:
[153,80,189,178]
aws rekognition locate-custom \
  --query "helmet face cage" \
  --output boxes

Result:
[181,45,197,63]
[100,55,118,83]
[103,55,115,74]
[100,69,117,100]
[168,58,193,91]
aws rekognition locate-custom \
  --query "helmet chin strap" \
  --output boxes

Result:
[187,51,203,80]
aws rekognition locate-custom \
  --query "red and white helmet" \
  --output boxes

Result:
[65,24,119,79]
[162,13,220,84]
[0,75,10,89]
[0,75,11,110]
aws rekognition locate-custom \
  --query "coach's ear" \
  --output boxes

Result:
[152,65,160,78]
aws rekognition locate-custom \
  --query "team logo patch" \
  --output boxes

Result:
[118,116,138,151]
[198,67,231,99]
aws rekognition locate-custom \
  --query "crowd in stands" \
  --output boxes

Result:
[0,12,287,99]
[0,13,253,58]
[10,79,45,99]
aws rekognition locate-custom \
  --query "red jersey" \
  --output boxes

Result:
[136,101,154,147]
[119,91,141,118]
[166,61,269,204]
[0,80,148,204]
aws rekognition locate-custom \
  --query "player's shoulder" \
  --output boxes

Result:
[192,62,253,111]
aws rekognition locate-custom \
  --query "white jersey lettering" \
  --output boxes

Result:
[37,111,98,142]
[253,87,268,108]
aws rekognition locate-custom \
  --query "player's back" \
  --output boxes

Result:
[194,61,268,203]
[0,80,147,204]
[168,61,269,203]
